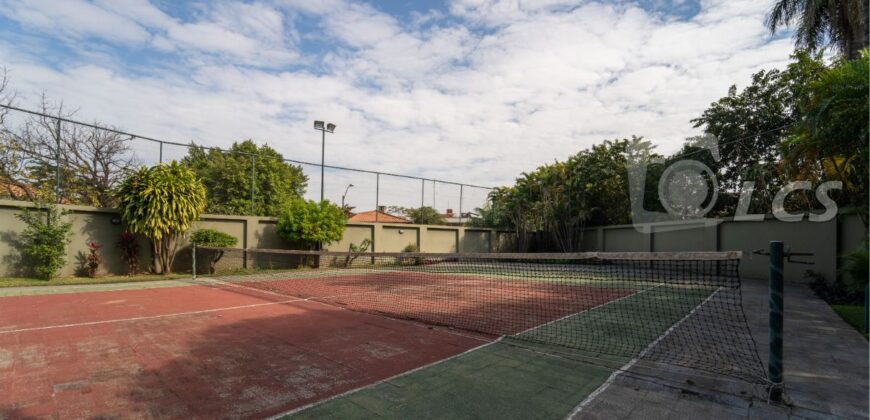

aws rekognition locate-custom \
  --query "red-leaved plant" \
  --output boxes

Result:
[86,241,102,278]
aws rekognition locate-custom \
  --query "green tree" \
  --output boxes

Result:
[276,198,346,249]
[183,140,307,216]
[467,201,511,228]
[490,138,635,251]
[691,51,827,215]
[767,0,868,59]
[786,50,869,225]
[17,203,72,279]
[405,206,446,225]
[116,162,206,274]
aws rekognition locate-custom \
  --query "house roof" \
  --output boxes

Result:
[347,210,411,224]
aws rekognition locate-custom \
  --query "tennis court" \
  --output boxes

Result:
[0,250,766,418]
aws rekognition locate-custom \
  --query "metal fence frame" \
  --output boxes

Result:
[0,104,493,220]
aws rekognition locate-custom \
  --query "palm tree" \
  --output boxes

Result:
[767,0,868,59]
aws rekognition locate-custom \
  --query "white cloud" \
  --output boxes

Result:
[0,0,794,211]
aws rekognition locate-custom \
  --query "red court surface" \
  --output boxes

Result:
[0,277,631,419]
[0,284,486,419]
[245,273,633,335]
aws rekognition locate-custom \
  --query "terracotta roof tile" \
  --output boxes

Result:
[348,210,411,224]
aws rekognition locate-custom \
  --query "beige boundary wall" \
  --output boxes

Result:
[578,214,866,282]
[0,200,517,277]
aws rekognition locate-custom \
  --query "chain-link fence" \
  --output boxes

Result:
[0,104,492,220]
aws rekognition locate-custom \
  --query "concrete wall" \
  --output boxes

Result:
[580,214,865,282]
[0,200,515,277]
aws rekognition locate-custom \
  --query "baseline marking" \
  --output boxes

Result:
[0,297,305,335]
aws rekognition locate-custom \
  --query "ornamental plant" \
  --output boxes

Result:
[276,198,345,249]
[115,162,206,274]
[85,241,102,278]
[17,203,73,280]
[190,228,238,273]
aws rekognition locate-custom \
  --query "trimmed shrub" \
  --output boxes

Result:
[17,203,73,280]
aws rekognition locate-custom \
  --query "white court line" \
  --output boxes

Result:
[565,286,724,419]
[266,338,502,420]
[512,283,666,337]
[0,297,306,335]
[0,277,489,342]
[267,282,664,418]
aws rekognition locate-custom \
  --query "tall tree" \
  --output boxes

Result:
[0,94,137,206]
[116,161,206,274]
[691,51,827,215]
[767,0,868,59]
[785,50,869,225]
[183,140,307,217]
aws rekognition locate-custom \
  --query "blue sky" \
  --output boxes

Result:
[0,0,793,211]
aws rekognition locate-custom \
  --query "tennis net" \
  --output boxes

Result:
[191,246,765,383]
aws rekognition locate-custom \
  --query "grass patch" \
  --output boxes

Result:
[831,304,868,339]
[0,273,189,288]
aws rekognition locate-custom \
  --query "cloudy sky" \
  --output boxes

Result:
[0,0,794,211]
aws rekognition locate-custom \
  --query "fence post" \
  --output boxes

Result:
[159,141,163,163]
[459,184,464,224]
[192,243,197,280]
[768,240,784,402]
[375,173,380,222]
[421,179,425,208]
[54,117,62,202]
[250,155,256,215]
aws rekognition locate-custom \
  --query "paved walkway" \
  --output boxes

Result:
[0,278,194,297]
[576,279,869,419]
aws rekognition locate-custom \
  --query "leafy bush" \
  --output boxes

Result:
[17,203,73,280]
[404,207,446,225]
[276,198,345,249]
[400,243,422,265]
[116,231,140,275]
[190,229,238,248]
[841,240,869,298]
[116,162,206,274]
[85,241,102,278]
[190,229,238,274]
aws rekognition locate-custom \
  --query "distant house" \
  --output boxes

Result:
[347,210,411,224]
[440,208,474,226]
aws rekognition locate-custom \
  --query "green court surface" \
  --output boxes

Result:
[282,285,718,419]
[287,342,615,419]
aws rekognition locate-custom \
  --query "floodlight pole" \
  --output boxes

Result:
[314,120,336,202]
[320,129,325,201]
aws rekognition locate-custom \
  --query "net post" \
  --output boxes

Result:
[768,240,784,402]
[191,243,197,280]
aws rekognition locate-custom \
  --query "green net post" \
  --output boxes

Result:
[192,243,197,280]
[768,241,784,401]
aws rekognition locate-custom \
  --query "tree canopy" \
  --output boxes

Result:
[183,140,307,217]
[276,198,346,249]
[116,161,206,274]
[404,207,446,225]
[767,0,868,59]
